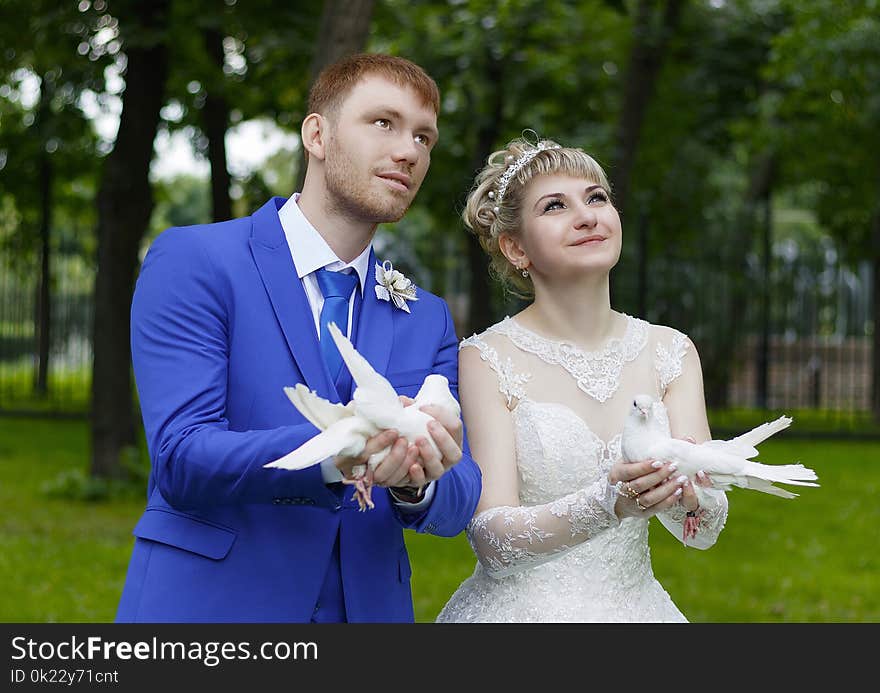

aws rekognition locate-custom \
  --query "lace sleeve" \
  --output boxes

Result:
[656,329,690,396]
[465,478,620,579]
[460,333,530,408]
[656,486,728,549]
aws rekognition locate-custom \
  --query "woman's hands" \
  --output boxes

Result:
[610,459,686,520]
[610,453,713,522]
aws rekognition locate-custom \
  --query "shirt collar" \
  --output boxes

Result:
[277,193,371,291]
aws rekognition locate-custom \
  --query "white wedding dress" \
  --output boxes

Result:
[436,314,728,623]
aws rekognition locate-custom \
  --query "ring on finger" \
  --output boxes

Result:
[635,495,648,512]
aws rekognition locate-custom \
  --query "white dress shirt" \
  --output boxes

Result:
[277,195,434,509]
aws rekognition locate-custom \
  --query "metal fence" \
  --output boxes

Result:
[0,253,92,417]
[0,237,876,434]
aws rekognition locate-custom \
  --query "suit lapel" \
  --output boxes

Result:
[353,248,393,377]
[248,197,337,401]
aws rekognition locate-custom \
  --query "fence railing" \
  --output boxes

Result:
[1,243,876,435]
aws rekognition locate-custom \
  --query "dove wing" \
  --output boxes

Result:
[327,322,403,427]
[644,437,750,478]
[702,415,792,459]
[284,385,353,431]
[726,415,792,453]
[263,417,374,471]
[652,437,817,497]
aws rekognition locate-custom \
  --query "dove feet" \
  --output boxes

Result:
[682,512,701,545]
[343,468,376,512]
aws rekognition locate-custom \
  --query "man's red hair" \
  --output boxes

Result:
[307,53,440,117]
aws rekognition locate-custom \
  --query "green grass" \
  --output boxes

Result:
[0,418,140,622]
[1,417,877,622]
[409,438,880,622]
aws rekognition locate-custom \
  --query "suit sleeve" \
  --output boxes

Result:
[131,229,344,512]
[392,301,483,536]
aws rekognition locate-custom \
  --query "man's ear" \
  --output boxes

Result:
[498,233,530,270]
[301,113,327,161]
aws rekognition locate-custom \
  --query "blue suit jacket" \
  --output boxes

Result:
[115,197,482,623]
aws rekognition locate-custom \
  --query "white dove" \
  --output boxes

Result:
[264,322,461,510]
[621,394,819,499]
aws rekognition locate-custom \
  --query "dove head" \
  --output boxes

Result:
[631,394,655,420]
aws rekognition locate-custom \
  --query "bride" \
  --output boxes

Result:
[436,135,728,623]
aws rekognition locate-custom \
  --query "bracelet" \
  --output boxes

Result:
[389,485,425,503]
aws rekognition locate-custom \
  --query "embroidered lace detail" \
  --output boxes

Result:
[465,478,619,580]
[460,333,531,407]
[656,330,690,395]
[660,487,728,549]
[490,315,648,402]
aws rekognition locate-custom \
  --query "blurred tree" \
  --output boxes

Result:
[293,0,375,192]
[375,0,627,335]
[92,0,170,478]
[0,0,106,395]
[619,0,789,408]
[764,0,880,419]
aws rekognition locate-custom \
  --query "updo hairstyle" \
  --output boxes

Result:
[462,134,611,297]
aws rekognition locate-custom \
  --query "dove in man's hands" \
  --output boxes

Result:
[264,322,461,510]
[621,394,819,499]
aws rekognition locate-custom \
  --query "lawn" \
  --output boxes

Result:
[1,417,877,622]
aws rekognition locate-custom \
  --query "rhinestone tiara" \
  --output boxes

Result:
[490,141,561,212]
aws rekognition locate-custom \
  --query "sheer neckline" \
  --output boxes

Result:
[504,313,638,359]
[487,313,649,403]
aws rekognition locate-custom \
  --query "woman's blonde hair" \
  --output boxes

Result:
[463,133,612,298]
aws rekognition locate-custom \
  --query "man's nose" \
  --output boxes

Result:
[390,133,420,165]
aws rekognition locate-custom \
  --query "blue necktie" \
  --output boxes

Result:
[316,268,358,380]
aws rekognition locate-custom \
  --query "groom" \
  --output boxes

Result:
[116,53,482,623]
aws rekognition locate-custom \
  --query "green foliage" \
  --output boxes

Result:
[763,0,880,260]
[42,443,149,502]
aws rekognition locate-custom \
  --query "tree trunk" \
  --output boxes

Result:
[704,151,776,409]
[295,0,375,191]
[203,26,232,223]
[611,0,684,218]
[871,185,880,423]
[34,149,51,396]
[33,78,55,397]
[755,191,773,410]
[91,1,170,478]
[464,54,504,338]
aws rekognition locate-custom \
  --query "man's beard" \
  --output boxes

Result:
[324,145,414,224]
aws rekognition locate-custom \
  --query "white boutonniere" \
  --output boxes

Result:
[374,260,418,313]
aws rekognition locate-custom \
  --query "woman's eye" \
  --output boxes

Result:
[588,190,609,204]
[542,199,564,213]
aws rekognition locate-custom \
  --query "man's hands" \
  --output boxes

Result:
[334,395,465,493]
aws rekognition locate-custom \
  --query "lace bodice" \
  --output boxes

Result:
[436,314,728,623]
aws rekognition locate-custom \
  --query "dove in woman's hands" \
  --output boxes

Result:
[621,394,818,498]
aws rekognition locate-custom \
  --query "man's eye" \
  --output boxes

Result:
[374,119,390,128]
[415,134,430,146]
